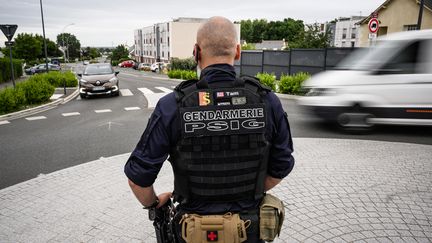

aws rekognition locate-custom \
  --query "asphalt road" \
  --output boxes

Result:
[0,67,431,189]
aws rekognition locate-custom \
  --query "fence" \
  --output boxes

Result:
[235,48,358,78]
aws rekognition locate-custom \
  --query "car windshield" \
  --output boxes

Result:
[336,40,405,71]
[84,65,113,75]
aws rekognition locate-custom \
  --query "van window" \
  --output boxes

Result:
[381,41,421,74]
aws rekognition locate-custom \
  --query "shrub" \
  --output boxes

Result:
[170,58,196,71]
[0,87,26,114]
[111,60,119,66]
[41,71,77,87]
[0,58,24,83]
[167,69,197,80]
[279,72,310,95]
[17,75,55,104]
[256,72,276,91]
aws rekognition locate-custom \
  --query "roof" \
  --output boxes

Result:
[358,0,432,24]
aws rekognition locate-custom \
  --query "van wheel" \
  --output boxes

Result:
[336,105,375,133]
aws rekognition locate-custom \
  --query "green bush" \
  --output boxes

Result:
[41,71,77,87]
[170,58,196,71]
[256,72,276,91]
[0,58,24,83]
[16,75,55,105]
[0,87,27,114]
[279,72,310,95]
[167,69,197,80]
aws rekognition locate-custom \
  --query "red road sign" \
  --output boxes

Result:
[368,18,379,33]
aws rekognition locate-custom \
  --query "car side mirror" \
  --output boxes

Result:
[77,73,82,77]
[115,71,120,75]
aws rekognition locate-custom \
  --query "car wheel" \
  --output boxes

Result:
[336,104,375,133]
[80,93,86,99]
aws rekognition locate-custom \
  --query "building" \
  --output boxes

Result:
[253,40,287,50]
[333,16,366,48]
[358,0,432,47]
[134,18,241,64]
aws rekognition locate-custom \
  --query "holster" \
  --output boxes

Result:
[259,194,285,242]
[180,212,248,243]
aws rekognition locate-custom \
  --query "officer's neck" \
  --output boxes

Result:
[199,57,235,69]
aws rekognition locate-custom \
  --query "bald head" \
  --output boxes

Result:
[197,16,238,59]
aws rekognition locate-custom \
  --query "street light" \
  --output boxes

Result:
[62,23,74,63]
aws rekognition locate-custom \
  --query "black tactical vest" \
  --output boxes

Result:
[171,72,272,204]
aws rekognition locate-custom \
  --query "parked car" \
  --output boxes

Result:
[151,62,164,72]
[138,63,151,71]
[78,63,120,98]
[132,62,140,70]
[24,63,61,75]
[297,30,432,131]
[118,60,134,68]
[83,60,90,65]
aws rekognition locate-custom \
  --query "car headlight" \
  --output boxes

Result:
[305,88,337,96]
[79,79,88,84]
[109,77,118,84]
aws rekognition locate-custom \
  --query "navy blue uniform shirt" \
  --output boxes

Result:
[124,64,295,214]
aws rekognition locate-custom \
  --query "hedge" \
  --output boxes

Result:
[0,58,23,84]
[0,71,76,114]
[170,58,196,71]
[256,72,276,91]
[168,69,197,80]
[279,72,310,95]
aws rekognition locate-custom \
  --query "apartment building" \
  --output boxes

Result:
[333,16,366,48]
[134,18,241,64]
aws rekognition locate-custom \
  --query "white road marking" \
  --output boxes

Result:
[50,94,63,100]
[26,116,47,121]
[120,89,133,96]
[95,109,112,113]
[120,73,139,77]
[76,95,81,100]
[170,86,176,89]
[124,107,141,111]
[155,87,173,93]
[62,112,80,117]
[137,87,154,94]
[0,120,10,125]
[152,76,170,80]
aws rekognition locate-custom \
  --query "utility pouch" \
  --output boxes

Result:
[259,194,285,242]
[180,212,249,243]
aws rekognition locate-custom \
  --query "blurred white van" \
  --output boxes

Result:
[298,30,432,130]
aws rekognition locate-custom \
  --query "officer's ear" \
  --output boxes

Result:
[235,44,241,61]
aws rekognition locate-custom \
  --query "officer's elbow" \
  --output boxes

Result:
[128,179,140,189]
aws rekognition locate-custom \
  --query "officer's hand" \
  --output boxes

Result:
[156,192,172,208]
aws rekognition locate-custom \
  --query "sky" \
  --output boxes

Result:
[0,0,384,47]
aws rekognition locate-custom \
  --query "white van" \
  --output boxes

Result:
[298,30,432,130]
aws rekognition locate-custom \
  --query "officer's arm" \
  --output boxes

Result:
[128,179,158,207]
[264,176,282,191]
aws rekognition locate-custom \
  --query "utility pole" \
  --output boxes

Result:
[417,0,425,30]
[40,0,49,72]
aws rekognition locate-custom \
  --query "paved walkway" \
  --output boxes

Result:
[0,138,431,243]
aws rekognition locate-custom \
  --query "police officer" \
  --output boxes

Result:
[125,16,295,243]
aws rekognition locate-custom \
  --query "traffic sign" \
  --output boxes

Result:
[368,18,379,33]
[0,24,18,41]
[368,33,377,39]
[5,41,14,46]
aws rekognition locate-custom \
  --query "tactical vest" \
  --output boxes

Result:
[171,73,272,204]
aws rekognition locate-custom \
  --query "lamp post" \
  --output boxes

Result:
[39,0,49,72]
[62,23,74,63]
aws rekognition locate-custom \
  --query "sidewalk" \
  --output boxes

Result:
[0,138,431,243]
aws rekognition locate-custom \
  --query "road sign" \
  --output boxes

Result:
[5,41,14,46]
[368,33,377,39]
[368,18,379,33]
[0,25,18,41]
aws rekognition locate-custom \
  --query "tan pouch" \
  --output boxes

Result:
[259,194,285,242]
[180,213,248,243]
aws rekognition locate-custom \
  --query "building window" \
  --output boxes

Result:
[351,28,356,39]
[162,51,164,57]
[161,37,163,43]
[404,25,418,31]
[168,52,170,59]
[351,42,355,48]
[168,37,170,46]
[342,28,347,39]
[167,23,169,32]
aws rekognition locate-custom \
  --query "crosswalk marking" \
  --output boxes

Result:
[95,109,112,113]
[137,88,154,94]
[26,116,47,121]
[120,89,133,96]
[62,112,80,117]
[124,107,141,111]
[0,120,10,125]
[50,94,64,100]
[155,87,173,93]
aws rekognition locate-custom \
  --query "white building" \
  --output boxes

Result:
[134,18,240,64]
[333,16,366,48]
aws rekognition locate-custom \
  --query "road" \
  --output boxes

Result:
[0,66,431,189]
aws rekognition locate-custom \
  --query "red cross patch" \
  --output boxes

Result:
[207,231,218,241]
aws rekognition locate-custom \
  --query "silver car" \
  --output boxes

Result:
[78,64,120,98]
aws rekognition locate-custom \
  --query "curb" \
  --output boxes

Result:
[0,87,79,122]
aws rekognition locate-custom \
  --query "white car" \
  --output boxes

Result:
[151,62,164,72]
[298,30,432,131]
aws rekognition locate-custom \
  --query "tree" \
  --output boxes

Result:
[11,33,42,63]
[289,23,331,48]
[82,47,101,59]
[34,35,62,58]
[239,18,304,44]
[110,45,129,63]
[56,33,81,60]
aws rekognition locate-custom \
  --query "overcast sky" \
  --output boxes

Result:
[0,0,384,47]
